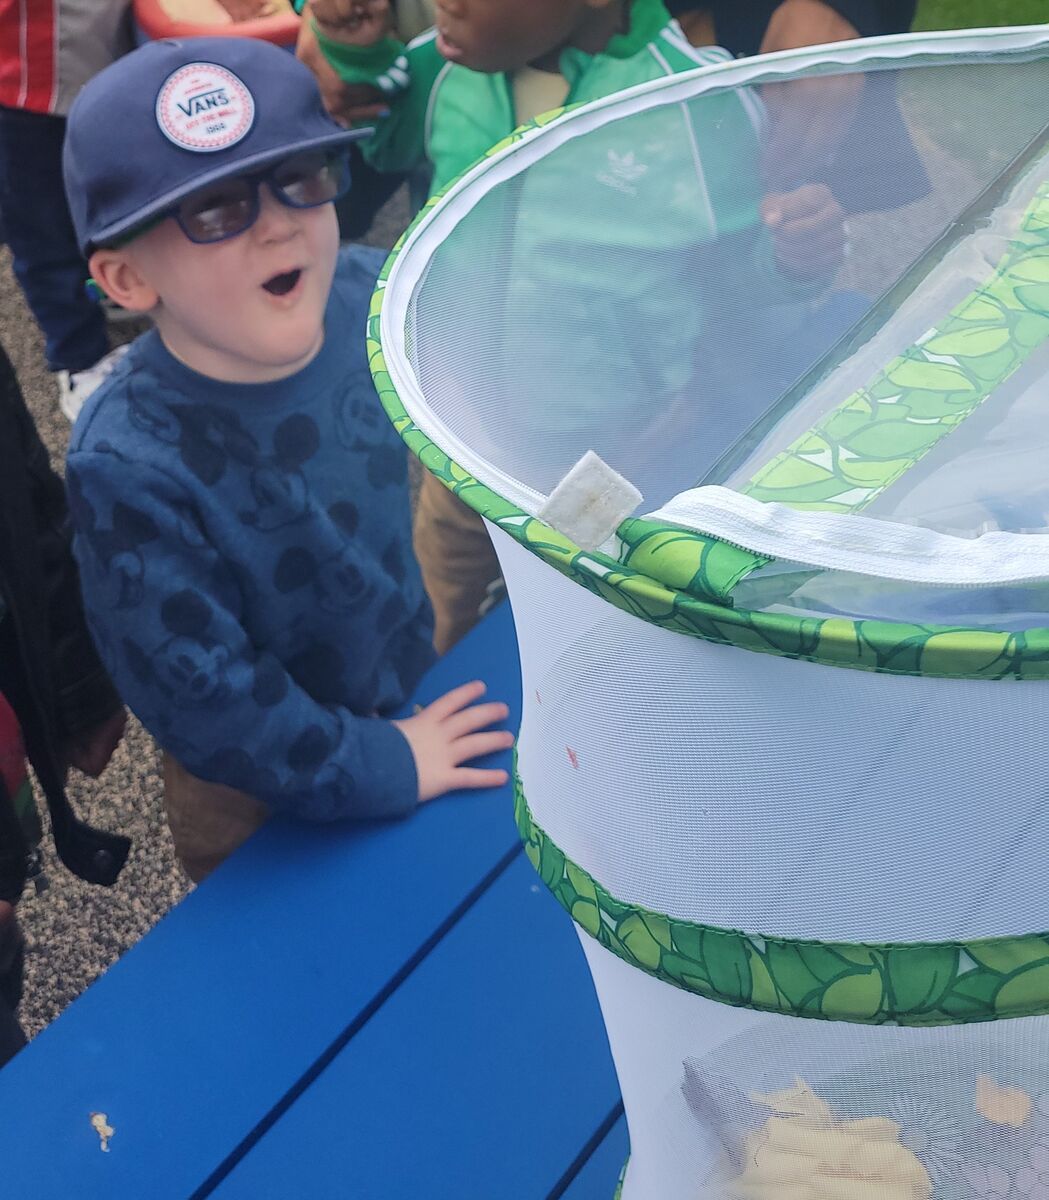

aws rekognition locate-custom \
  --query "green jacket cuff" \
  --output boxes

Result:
[312,26,411,95]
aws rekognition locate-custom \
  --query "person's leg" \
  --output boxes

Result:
[413,472,502,655]
[0,900,26,1068]
[0,107,108,374]
[335,145,408,242]
[162,755,270,884]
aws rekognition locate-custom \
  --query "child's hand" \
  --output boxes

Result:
[393,681,514,803]
[763,183,845,280]
[309,0,390,44]
[297,9,390,125]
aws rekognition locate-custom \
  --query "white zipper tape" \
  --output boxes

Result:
[646,486,1049,587]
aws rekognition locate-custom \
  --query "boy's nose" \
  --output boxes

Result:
[253,185,299,242]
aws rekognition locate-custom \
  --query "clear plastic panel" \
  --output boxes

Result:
[718,160,1049,531]
[404,50,1049,517]
[399,43,1049,627]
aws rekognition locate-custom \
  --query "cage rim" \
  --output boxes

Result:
[370,25,1049,682]
[514,765,1049,1026]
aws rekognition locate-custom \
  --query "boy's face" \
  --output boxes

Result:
[434,0,616,74]
[117,185,340,384]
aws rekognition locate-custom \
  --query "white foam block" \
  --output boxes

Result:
[537,450,643,551]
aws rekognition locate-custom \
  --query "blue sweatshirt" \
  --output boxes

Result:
[66,246,434,822]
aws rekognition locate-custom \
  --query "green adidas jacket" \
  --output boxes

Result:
[318,0,816,489]
[315,0,736,195]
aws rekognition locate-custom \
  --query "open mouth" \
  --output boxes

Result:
[262,269,302,297]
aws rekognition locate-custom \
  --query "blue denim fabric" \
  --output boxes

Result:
[0,107,108,373]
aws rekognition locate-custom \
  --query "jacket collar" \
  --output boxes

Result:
[561,0,671,81]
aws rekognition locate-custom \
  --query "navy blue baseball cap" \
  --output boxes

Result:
[64,36,370,255]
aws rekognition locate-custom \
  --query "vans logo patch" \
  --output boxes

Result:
[176,88,230,118]
[156,63,254,153]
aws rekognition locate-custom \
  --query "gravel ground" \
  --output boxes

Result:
[6,193,410,1040]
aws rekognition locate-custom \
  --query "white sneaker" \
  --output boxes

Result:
[57,344,131,423]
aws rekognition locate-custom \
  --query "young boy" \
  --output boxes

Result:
[62,37,513,882]
[304,0,846,653]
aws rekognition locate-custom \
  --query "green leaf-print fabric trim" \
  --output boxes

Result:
[744,181,1049,513]
[514,769,1049,1027]
[370,104,1049,679]
[610,181,1049,606]
[617,517,765,608]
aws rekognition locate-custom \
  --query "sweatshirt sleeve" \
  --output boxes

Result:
[65,450,419,823]
[315,26,446,177]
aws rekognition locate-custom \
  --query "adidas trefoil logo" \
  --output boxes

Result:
[597,150,648,195]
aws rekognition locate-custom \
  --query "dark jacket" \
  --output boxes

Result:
[0,343,129,901]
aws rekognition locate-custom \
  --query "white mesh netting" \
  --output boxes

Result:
[496,527,1049,945]
[584,936,1049,1200]
[377,27,1049,1200]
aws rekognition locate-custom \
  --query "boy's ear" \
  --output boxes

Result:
[88,247,160,313]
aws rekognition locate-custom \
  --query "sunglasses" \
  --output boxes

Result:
[168,150,350,244]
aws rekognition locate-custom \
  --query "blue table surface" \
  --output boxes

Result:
[0,603,625,1199]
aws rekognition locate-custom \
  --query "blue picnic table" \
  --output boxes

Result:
[0,601,626,1199]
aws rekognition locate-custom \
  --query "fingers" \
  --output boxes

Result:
[310,0,354,23]
[310,0,387,43]
[449,730,515,765]
[313,0,386,29]
[341,102,391,122]
[763,184,840,227]
[444,700,511,738]
[424,679,488,721]
[446,766,511,792]
[764,184,845,277]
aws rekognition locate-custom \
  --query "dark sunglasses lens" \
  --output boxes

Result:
[178,178,256,242]
[272,152,347,208]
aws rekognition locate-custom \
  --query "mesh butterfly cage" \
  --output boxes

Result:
[372,26,1049,1198]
